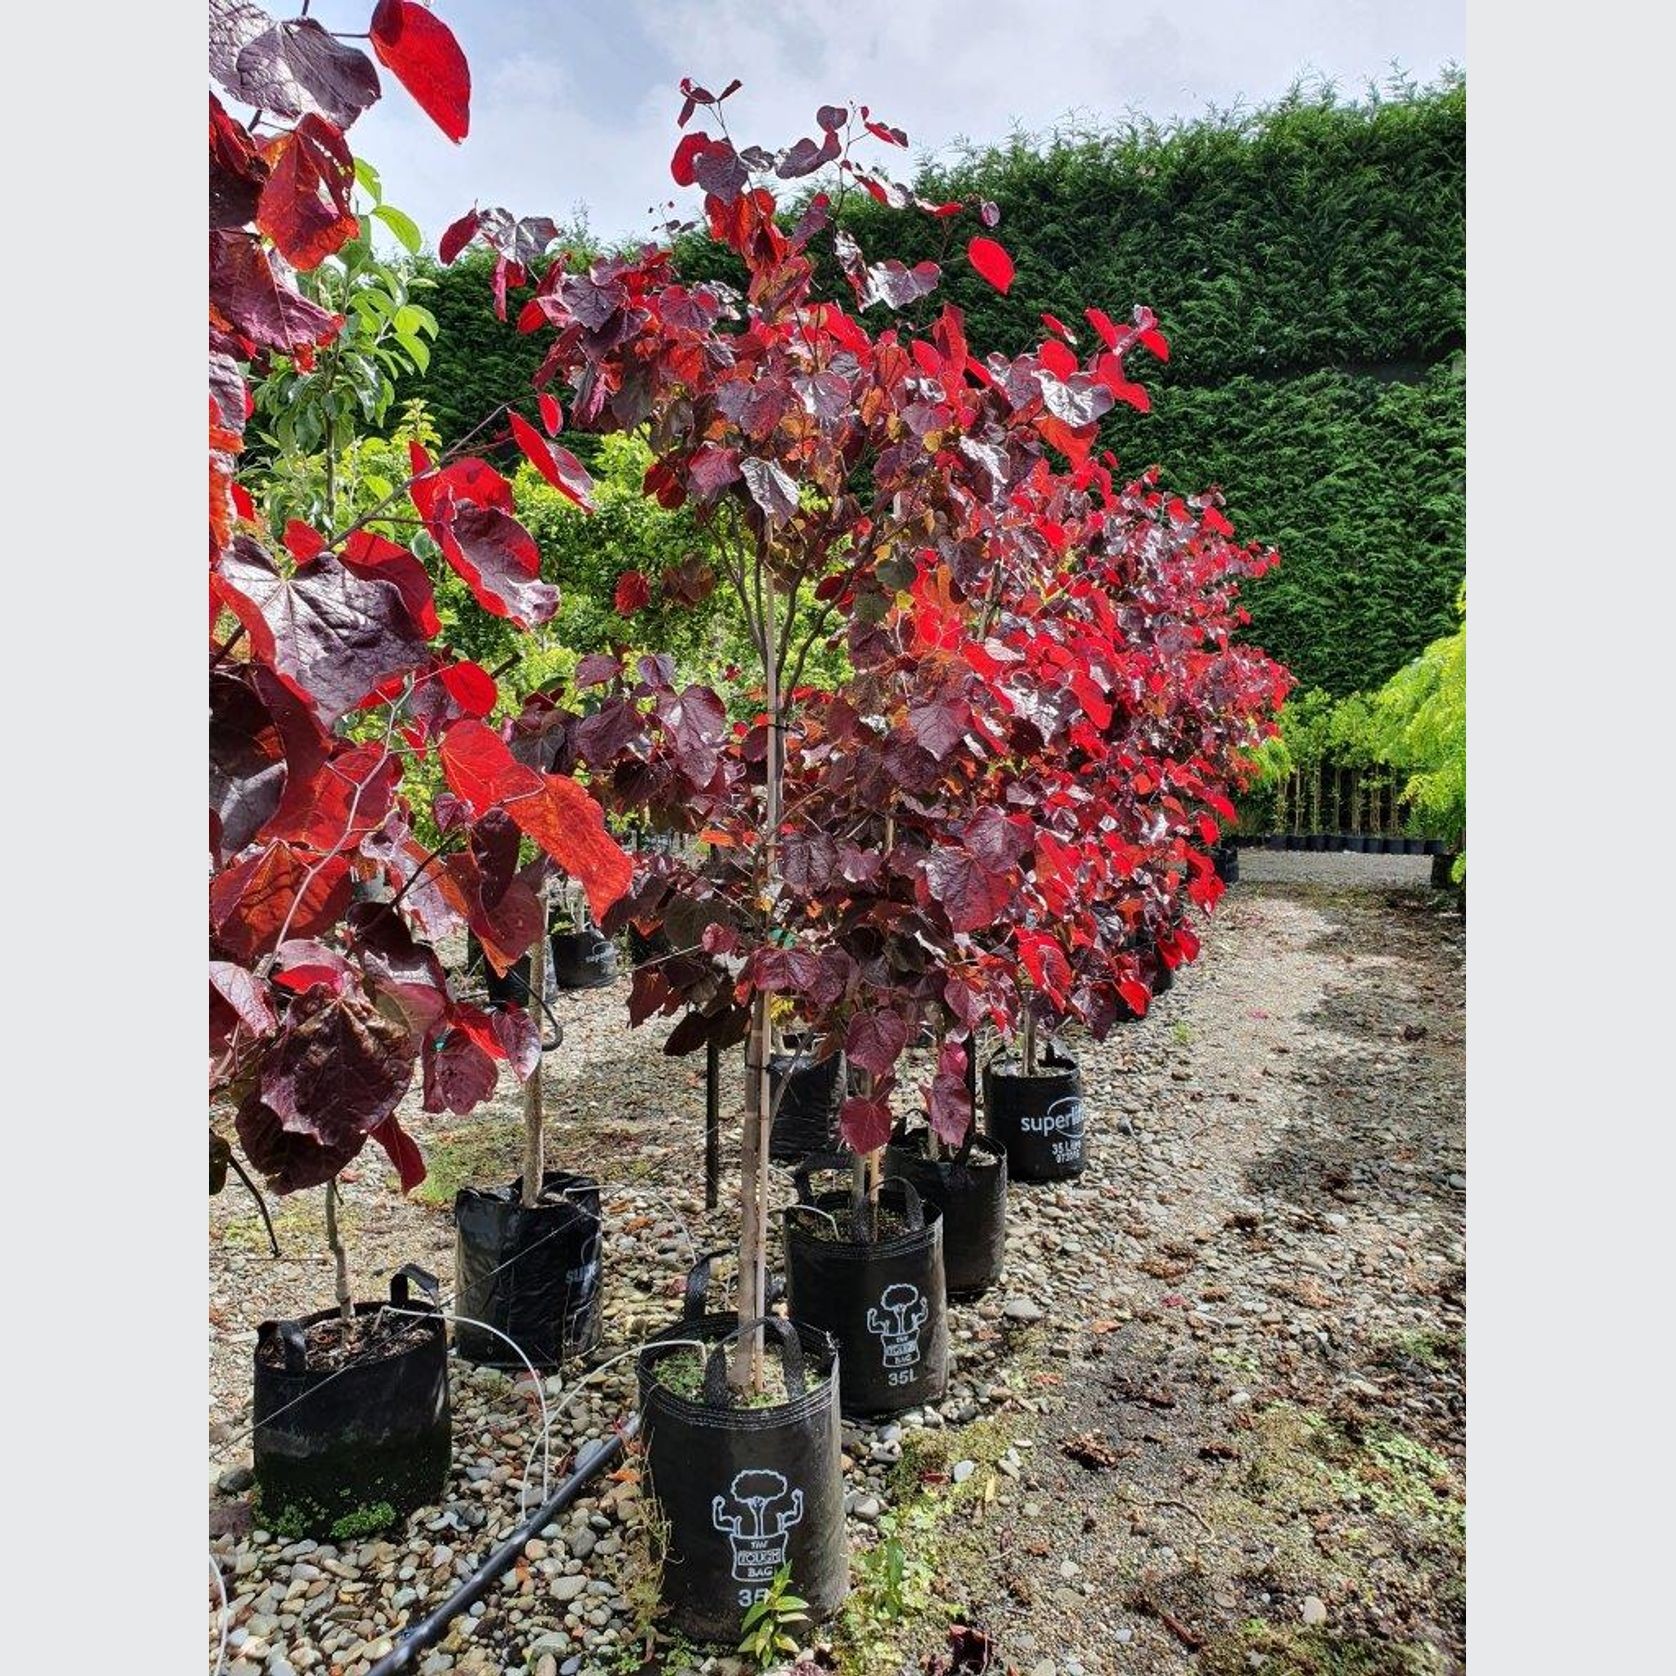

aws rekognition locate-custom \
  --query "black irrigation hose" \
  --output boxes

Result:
[363,1414,640,1676]
[466,956,566,1053]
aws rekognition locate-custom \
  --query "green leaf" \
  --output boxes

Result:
[374,204,423,255]
[353,156,383,203]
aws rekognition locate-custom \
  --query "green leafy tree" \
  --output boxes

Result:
[1366,592,1466,863]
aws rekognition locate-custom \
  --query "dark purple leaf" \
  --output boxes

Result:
[260,987,413,1143]
[216,537,430,722]
[839,1094,893,1154]
[237,1091,363,1194]
[740,456,798,525]
[922,844,1014,934]
[845,1011,909,1079]
[777,130,841,179]
[232,18,381,128]
[210,231,340,356]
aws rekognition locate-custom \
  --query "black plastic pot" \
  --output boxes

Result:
[638,1297,846,1642]
[466,930,560,1012]
[549,926,618,990]
[452,1172,602,1370]
[784,1167,949,1418]
[1265,833,1285,851]
[982,1047,1086,1182]
[1430,850,1460,888]
[1283,834,1302,850]
[252,1266,451,1541]
[1345,835,1366,853]
[1211,840,1240,885]
[1423,838,1445,856]
[883,1127,1007,1300]
[767,1046,846,1163]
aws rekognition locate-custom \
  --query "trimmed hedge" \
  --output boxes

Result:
[396,79,1465,695]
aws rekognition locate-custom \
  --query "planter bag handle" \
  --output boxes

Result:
[880,1175,926,1232]
[791,1151,856,1206]
[682,1248,735,1322]
[390,1263,440,1310]
[275,1319,309,1374]
[701,1316,807,1406]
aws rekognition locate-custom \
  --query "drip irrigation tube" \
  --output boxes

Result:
[363,1413,640,1676]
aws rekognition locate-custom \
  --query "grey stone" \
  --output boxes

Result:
[1004,1298,1045,1323]
[551,1576,588,1604]
[1301,1595,1328,1626]
[952,1460,977,1484]
[218,1463,255,1494]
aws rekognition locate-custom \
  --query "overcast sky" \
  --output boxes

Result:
[296,0,1465,249]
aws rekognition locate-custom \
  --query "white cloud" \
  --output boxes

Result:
[297,0,1463,249]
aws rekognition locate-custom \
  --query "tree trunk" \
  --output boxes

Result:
[1022,1006,1037,1077]
[325,1179,352,1324]
[732,573,781,1394]
[704,1038,721,1211]
[520,911,547,1207]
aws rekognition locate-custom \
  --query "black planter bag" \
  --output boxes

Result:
[549,926,618,989]
[452,1172,602,1370]
[767,1046,846,1162]
[783,1165,949,1417]
[465,929,561,1012]
[983,1047,1087,1182]
[883,1127,1007,1300]
[638,1279,846,1644]
[252,1266,451,1541]
[1211,840,1240,885]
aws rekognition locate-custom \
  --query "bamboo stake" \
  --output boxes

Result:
[521,910,547,1208]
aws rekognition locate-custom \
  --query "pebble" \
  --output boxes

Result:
[217,1463,255,1494]
[1301,1595,1328,1625]
[952,1459,977,1484]
[549,1576,587,1604]
[1004,1297,1045,1323]
[852,1496,883,1523]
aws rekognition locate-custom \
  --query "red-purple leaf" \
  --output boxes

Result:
[438,504,560,628]
[237,1091,365,1193]
[369,1114,427,1193]
[509,412,595,509]
[210,232,341,356]
[422,1027,500,1114]
[968,236,1014,293]
[210,843,353,964]
[922,844,1015,934]
[614,570,651,615]
[370,0,470,143]
[257,115,357,269]
[260,986,413,1141]
[438,206,481,264]
[439,721,633,920]
[845,1011,909,1079]
[839,1095,894,1155]
[538,391,563,434]
[740,457,798,525]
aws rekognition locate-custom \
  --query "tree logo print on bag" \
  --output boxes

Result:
[867,1281,929,1385]
[711,1468,805,1588]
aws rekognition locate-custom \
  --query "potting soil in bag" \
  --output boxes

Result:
[452,1172,602,1369]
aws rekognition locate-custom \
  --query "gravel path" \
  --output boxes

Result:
[209,867,1464,1676]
